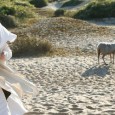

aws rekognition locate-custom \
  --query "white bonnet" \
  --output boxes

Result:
[0,23,17,48]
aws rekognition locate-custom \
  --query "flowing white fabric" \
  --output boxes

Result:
[0,23,37,114]
[7,94,28,115]
[0,88,11,115]
[0,63,37,98]
[0,23,37,98]
[0,80,27,115]
[0,23,17,49]
[0,23,16,61]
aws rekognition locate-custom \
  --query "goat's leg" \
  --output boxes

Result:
[102,54,107,64]
[97,49,100,64]
[113,53,114,64]
[110,54,112,63]
[98,56,100,64]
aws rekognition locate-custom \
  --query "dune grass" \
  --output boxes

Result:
[10,37,53,57]
[62,0,83,7]
[74,0,115,19]
[0,0,36,28]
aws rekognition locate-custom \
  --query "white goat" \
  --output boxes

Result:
[97,42,115,64]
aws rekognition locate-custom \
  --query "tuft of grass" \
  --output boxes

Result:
[14,1,32,7]
[54,9,65,17]
[10,37,52,57]
[15,6,35,19]
[34,9,55,18]
[0,15,17,28]
[74,0,115,19]
[48,48,70,56]
[64,10,76,18]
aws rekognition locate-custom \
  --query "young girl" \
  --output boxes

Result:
[0,23,37,115]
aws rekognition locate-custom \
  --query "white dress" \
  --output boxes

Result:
[0,84,27,115]
[0,23,37,115]
[0,46,27,115]
[0,88,11,115]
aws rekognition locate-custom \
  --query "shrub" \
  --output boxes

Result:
[15,6,35,19]
[16,10,31,19]
[29,0,48,8]
[11,37,52,57]
[54,9,65,17]
[64,10,76,18]
[0,0,37,28]
[74,0,115,19]
[0,6,16,15]
[0,15,17,28]
[62,0,82,7]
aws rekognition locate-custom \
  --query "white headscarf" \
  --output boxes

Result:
[0,23,17,49]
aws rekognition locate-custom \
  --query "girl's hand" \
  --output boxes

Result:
[0,52,5,61]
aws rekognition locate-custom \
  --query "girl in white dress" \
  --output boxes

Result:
[0,23,37,115]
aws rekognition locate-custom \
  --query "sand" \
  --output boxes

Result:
[8,55,115,115]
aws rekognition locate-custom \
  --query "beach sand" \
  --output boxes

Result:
[8,56,115,115]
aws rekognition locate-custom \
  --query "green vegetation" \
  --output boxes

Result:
[74,0,115,19]
[0,15,17,28]
[0,6,16,15]
[29,0,48,8]
[54,9,65,17]
[62,0,83,7]
[0,0,36,28]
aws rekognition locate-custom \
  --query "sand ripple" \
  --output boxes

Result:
[7,56,115,115]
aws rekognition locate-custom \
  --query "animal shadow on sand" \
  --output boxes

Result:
[82,64,110,77]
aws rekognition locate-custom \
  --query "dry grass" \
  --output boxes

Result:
[10,37,52,57]
[25,17,114,40]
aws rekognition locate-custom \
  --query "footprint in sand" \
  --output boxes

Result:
[57,108,69,113]
[48,113,69,115]
[24,112,44,115]
[69,104,83,114]
[86,106,96,110]
[104,109,115,114]
[43,103,54,110]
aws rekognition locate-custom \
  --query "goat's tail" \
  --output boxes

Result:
[97,47,100,64]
